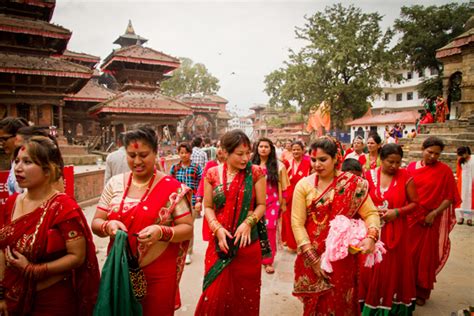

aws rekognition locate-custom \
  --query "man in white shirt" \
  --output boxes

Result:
[104,133,130,185]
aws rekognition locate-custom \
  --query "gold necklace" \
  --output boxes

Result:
[132,176,152,189]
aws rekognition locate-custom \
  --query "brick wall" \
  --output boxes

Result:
[74,169,104,206]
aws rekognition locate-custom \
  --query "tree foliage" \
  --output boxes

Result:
[161,57,220,96]
[393,3,472,98]
[264,4,396,128]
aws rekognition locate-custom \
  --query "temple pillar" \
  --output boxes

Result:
[58,101,64,130]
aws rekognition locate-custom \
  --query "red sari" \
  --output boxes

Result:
[283,157,311,250]
[0,193,99,316]
[104,175,191,315]
[407,161,461,300]
[359,168,416,315]
[293,172,370,315]
[195,164,267,316]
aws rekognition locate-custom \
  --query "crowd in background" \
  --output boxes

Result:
[0,115,472,316]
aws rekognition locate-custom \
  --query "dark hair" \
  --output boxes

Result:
[251,137,278,185]
[192,137,203,148]
[291,141,305,151]
[220,130,250,154]
[0,116,28,135]
[380,143,404,160]
[310,138,338,158]
[457,146,471,156]
[17,125,49,138]
[341,158,362,173]
[204,137,212,145]
[14,136,63,183]
[422,136,445,151]
[177,142,192,153]
[123,126,158,153]
[457,146,472,165]
[367,133,382,145]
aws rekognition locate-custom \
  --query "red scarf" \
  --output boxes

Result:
[294,172,369,295]
[0,193,99,316]
[366,168,410,250]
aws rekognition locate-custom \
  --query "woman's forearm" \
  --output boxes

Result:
[168,222,193,242]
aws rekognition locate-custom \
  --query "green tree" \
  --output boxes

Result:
[264,4,396,128]
[161,57,220,96]
[393,3,472,98]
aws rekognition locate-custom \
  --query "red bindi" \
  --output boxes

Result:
[20,146,26,152]
[132,142,139,149]
[310,149,318,157]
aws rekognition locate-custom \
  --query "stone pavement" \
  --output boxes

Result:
[83,205,473,315]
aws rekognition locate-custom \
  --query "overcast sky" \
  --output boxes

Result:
[53,0,464,115]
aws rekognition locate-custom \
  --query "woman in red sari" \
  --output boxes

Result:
[291,137,380,315]
[359,144,418,315]
[0,136,99,315]
[195,130,269,316]
[407,136,461,306]
[283,141,311,251]
[363,133,382,172]
[92,126,194,315]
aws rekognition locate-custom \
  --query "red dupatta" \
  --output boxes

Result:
[284,158,311,199]
[293,172,369,296]
[107,174,192,308]
[407,161,461,275]
[0,193,100,316]
[366,168,410,250]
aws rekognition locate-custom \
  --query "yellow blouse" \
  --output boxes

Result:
[291,173,380,248]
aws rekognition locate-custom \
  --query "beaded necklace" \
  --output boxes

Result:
[118,169,156,213]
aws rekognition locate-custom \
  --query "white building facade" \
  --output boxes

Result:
[372,68,439,114]
[227,117,253,138]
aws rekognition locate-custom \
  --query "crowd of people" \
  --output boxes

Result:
[0,115,471,316]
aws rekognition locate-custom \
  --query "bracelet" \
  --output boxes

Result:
[100,220,110,235]
[302,247,320,266]
[212,223,223,235]
[244,213,258,228]
[160,226,174,242]
[394,208,400,218]
[24,263,49,281]
[366,227,379,242]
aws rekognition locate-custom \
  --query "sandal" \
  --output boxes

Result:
[458,218,464,225]
[467,219,473,226]
[264,265,275,274]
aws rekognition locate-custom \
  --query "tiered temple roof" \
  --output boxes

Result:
[89,90,192,116]
[64,79,117,103]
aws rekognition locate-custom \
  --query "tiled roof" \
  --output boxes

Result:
[0,53,92,78]
[180,95,228,104]
[346,110,419,126]
[102,45,180,70]
[0,14,70,39]
[64,79,116,102]
[60,50,100,63]
[216,110,232,120]
[89,90,192,116]
[436,28,474,59]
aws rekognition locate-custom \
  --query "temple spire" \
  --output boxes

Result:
[113,20,148,48]
[125,20,135,35]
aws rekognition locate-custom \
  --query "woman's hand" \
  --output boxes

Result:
[381,209,397,223]
[0,300,8,316]
[105,220,128,237]
[280,202,287,214]
[216,227,233,254]
[194,202,202,216]
[137,225,162,246]
[234,222,252,248]
[424,210,438,226]
[311,259,330,281]
[5,246,29,270]
[358,238,376,254]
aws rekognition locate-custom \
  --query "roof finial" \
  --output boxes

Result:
[126,20,135,35]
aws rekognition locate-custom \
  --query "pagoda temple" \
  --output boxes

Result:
[179,94,231,139]
[88,21,192,145]
[0,1,92,128]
